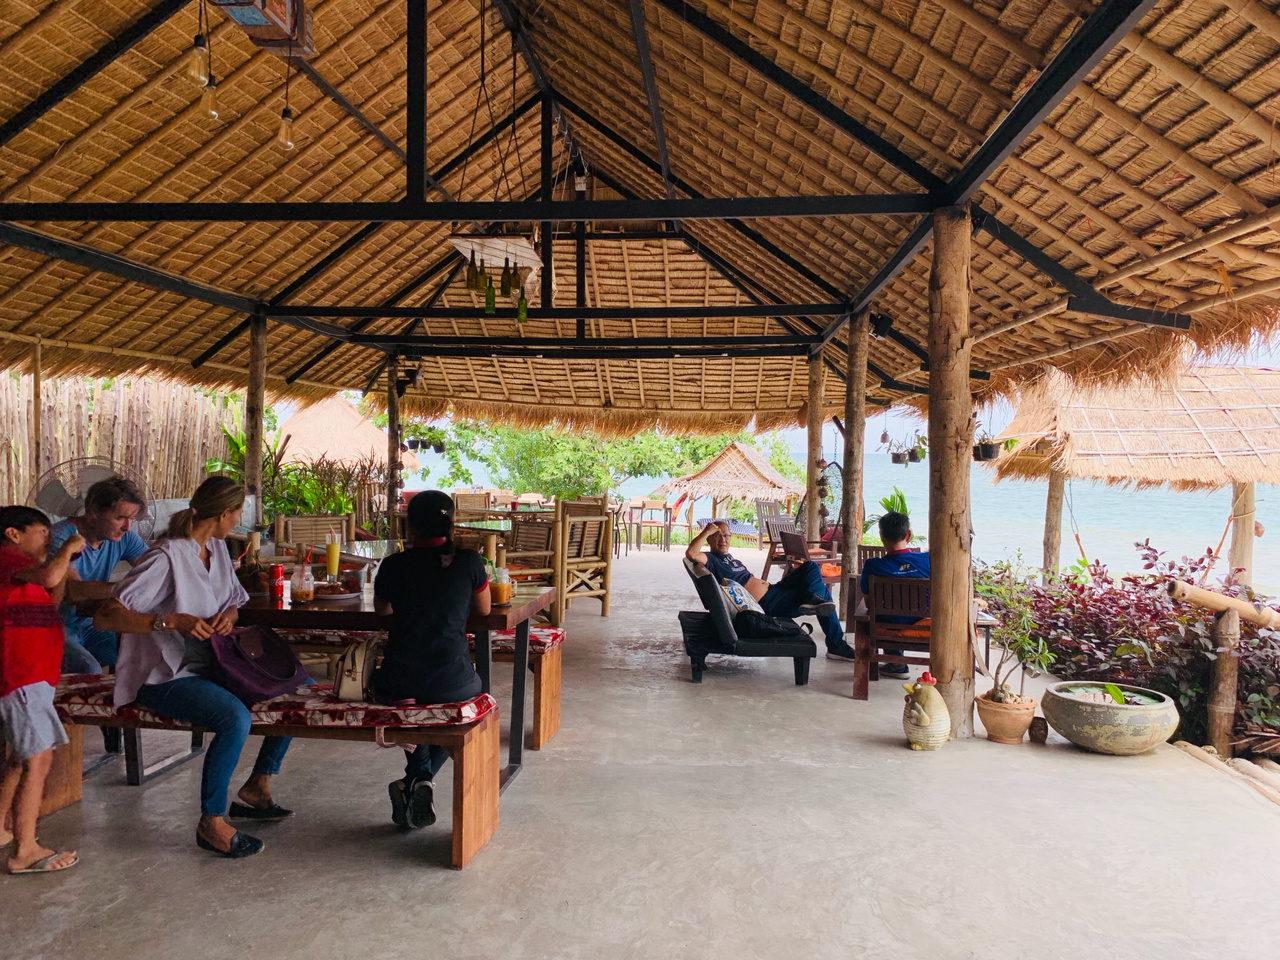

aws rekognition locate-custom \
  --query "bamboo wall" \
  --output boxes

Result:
[0,375,237,504]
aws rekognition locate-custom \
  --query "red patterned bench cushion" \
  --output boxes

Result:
[468,626,565,654]
[54,674,496,727]
[278,626,566,655]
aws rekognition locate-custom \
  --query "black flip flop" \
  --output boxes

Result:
[228,801,293,821]
[196,830,264,859]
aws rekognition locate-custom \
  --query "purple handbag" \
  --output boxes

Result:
[209,625,310,705]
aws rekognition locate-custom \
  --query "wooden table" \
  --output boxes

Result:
[241,585,556,791]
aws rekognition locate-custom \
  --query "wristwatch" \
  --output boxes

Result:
[152,613,169,632]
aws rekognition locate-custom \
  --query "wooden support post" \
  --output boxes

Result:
[1043,467,1065,580]
[245,312,267,530]
[30,338,41,489]
[1208,481,1255,756]
[805,352,823,541]
[927,205,975,740]
[386,355,400,538]
[839,311,870,620]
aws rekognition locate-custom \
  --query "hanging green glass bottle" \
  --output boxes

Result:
[500,257,512,297]
[477,259,488,294]
[516,287,527,322]
[484,274,496,314]
[466,250,478,290]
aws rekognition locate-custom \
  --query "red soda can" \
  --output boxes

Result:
[268,563,285,599]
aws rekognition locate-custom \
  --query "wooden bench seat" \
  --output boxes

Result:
[278,626,566,750]
[53,674,500,868]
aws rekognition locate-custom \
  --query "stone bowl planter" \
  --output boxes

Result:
[975,691,1036,743]
[1040,681,1179,756]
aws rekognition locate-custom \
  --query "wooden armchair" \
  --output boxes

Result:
[760,517,796,580]
[852,544,890,611]
[453,492,491,520]
[779,529,840,581]
[505,517,556,584]
[273,513,356,546]
[854,575,932,700]
[553,509,612,625]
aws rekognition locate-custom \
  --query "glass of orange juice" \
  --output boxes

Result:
[325,535,340,581]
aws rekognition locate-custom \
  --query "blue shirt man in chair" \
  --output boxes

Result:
[860,510,930,677]
[686,520,857,661]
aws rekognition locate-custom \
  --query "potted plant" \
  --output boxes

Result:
[906,432,926,463]
[1040,681,1179,755]
[973,430,1002,462]
[974,577,1056,743]
[888,439,910,465]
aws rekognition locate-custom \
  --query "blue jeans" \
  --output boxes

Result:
[78,624,119,667]
[134,677,291,817]
[62,640,101,674]
[405,745,447,785]
[760,561,845,650]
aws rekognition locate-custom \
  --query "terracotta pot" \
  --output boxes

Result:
[975,691,1036,743]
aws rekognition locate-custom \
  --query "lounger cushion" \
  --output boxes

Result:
[54,674,496,727]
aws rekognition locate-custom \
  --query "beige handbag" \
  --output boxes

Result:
[331,639,378,702]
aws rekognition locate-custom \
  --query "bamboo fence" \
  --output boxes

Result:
[0,375,237,504]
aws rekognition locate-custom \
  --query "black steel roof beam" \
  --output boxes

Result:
[406,0,427,202]
[293,59,408,165]
[649,0,945,195]
[492,0,551,94]
[267,302,847,320]
[351,334,815,348]
[0,0,190,150]
[811,0,1158,354]
[0,195,931,222]
[353,344,814,359]
[627,0,678,208]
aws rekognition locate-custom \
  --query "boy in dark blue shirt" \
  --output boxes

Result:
[860,511,930,677]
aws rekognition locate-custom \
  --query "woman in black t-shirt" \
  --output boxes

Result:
[372,490,490,830]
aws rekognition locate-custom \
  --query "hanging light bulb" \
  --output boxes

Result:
[276,107,294,149]
[484,274,496,314]
[466,250,478,290]
[200,78,219,120]
[516,287,527,322]
[500,257,512,297]
[186,34,209,85]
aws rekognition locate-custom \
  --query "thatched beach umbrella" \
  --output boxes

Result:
[278,395,418,471]
[653,440,802,531]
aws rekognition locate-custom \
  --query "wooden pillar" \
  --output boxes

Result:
[1208,481,1255,755]
[927,205,975,740]
[805,353,823,541]
[244,313,267,530]
[386,355,401,537]
[30,338,41,490]
[1043,467,1065,580]
[839,311,870,619]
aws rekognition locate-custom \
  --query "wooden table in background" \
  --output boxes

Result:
[241,585,556,791]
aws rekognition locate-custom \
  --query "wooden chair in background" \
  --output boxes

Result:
[505,516,556,586]
[779,529,841,590]
[273,513,356,546]
[553,508,612,625]
[760,517,797,580]
[754,499,780,550]
[855,575,931,700]
[454,492,491,520]
[853,544,890,612]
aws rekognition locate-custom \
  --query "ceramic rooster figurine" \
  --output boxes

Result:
[903,671,951,750]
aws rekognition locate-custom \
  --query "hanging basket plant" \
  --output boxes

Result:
[973,441,1001,461]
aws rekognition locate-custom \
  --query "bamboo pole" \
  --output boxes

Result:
[30,339,41,492]
[839,310,869,620]
[928,205,975,740]
[245,313,267,530]
[386,355,400,539]
[1043,467,1065,580]
[1208,482,1255,757]
[805,353,822,541]
[1167,578,1280,628]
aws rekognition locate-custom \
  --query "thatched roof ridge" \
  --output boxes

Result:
[991,365,1280,492]
[653,440,803,501]
[4,1,1280,430]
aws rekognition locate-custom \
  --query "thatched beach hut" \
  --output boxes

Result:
[654,439,803,523]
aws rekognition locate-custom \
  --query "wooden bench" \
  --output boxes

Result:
[279,626,566,750]
[53,675,500,868]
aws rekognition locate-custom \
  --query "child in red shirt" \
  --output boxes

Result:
[0,506,84,875]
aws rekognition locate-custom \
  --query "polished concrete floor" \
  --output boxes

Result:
[4,548,1277,959]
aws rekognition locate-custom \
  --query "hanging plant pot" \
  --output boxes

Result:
[890,451,909,465]
[406,438,422,451]
[906,448,923,463]
[973,442,1001,462]
[432,441,446,454]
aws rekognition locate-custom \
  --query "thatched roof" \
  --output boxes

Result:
[3,1,1280,430]
[278,394,417,469]
[653,440,802,501]
[990,365,1280,491]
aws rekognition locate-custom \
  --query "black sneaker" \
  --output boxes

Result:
[825,644,856,662]
[408,780,436,828]
[880,662,910,677]
[389,779,412,829]
[797,594,836,618]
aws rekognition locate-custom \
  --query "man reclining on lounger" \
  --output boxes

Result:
[686,520,857,661]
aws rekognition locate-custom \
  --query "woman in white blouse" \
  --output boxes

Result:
[94,476,293,859]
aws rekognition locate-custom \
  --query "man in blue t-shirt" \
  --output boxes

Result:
[686,520,857,661]
[860,510,930,677]
[48,477,148,672]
